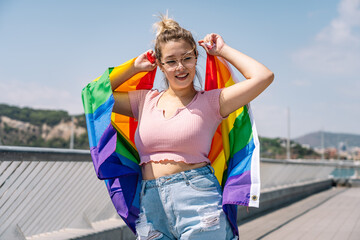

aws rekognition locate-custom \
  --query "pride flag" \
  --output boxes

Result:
[81,54,260,236]
[205,55,260,235]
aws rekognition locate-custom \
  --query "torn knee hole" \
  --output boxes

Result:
[197,204,222,231]
[202,214,220,227]
[146,230,163,240]
[136,218,163,240]
[137,229,163,240]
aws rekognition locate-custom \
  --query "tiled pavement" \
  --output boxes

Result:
[239,187,360,240]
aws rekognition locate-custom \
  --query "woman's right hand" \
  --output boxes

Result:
[198,33,226,57]
[134,50,157,73]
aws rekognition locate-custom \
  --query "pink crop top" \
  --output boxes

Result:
[128,89,226,165]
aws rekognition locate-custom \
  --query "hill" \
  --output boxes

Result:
[259,137,319,159]
[0,104,88,149]
[294,131,360,149]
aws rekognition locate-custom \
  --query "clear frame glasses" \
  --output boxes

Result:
[160,55,197,70]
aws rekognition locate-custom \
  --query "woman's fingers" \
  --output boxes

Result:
[135,50,157,72]
[198,40,208,52]
[199,33,226,56]
[146,50,156,64]
[198,34,219,55]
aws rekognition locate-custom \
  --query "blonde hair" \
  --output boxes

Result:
[153,13,197,60]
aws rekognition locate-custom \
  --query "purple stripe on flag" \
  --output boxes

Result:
[105,174,140,234]
[97,124,117,165]
[89,124,117,178]
[90,146,99,174]
[110,182,130,217]
[223,170,251,205]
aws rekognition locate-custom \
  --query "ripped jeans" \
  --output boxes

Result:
[136,165,236,240]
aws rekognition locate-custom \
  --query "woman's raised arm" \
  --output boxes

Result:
[111,50,157,118]
[199,34,274,117]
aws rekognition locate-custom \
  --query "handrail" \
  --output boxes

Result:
[261,158,360,167]
[0,146,91,162]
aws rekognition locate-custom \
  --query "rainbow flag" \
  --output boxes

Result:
[81,54,260,236]
[205,55,260,235]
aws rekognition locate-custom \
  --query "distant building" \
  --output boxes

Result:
[301,144,311,149]
[325,147,337,159]
[350,147,360,161]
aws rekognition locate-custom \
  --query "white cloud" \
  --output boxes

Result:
[293,0,360,75]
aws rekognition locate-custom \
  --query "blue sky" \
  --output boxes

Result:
[0,0,359,139]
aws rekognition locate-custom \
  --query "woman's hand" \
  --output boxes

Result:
[134,50,157,73]
[198,33,226,56]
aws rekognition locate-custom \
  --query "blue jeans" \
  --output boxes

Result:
[136,165,236,240]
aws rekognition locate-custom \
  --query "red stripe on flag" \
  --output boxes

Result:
[129,118,138,144]
[136,70,156,90]
[205,54,218,90]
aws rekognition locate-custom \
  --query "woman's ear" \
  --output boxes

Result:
[195,50,199,65]
[157,59,164,72]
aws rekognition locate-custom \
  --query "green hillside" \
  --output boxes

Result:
[0,104,88,149]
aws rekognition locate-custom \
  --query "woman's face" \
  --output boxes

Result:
[158,39,197,91]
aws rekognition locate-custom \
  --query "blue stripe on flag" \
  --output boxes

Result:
[94,95,115,144]
[228,138,255,177]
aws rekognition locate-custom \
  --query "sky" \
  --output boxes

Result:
[0,0,359,139]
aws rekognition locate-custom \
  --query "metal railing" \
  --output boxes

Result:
[1,146,359,240]
[260,158,359,190]
[0,146,117,240]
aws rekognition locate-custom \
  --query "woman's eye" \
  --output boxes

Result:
[183,57,192,61]
[166,60,176,65]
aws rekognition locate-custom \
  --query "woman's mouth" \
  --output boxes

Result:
[175,73,189,80]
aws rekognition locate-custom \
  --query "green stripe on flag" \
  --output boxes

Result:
[115,132,140,164]
[82,68,114,114]
[228,105,253,158]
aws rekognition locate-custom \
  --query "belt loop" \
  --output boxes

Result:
[140,180,146,197]
[207,165,215,174]
[180,171,188,181]
[181,171,190,185]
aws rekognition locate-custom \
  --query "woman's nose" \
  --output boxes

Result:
[175,60,185,70]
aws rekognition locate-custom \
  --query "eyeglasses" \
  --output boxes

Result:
[160,55,197,70]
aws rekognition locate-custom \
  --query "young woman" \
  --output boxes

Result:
[110,15,273,240]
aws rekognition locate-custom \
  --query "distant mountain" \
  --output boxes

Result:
[294,131,360,149]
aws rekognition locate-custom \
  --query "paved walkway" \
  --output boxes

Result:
[239,187,360,240]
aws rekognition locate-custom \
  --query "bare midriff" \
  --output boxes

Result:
[141,160,208,180]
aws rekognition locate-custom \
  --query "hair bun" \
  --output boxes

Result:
[153,13,180,37]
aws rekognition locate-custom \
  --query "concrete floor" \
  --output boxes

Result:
[238,187,360,240]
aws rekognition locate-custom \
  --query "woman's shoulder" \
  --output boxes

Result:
[129,88,161,99]
[198,88,223,99]
[195,89,226,119]
[148,88,162,95]
[146,89,162,99]
[134,89,163,105]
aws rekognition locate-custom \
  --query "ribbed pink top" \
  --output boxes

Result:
[128,89,225,165]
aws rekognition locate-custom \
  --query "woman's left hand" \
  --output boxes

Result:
[198,33,226,56]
